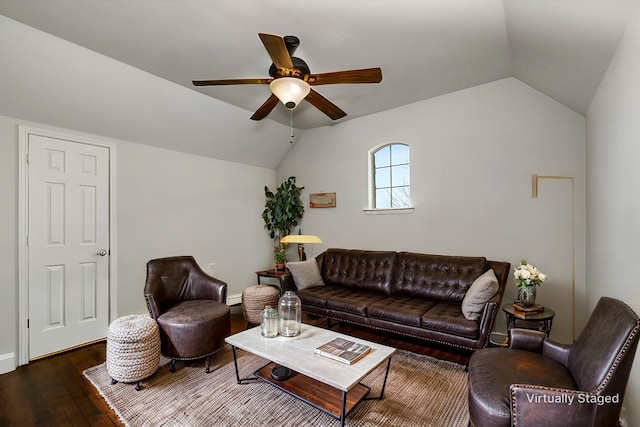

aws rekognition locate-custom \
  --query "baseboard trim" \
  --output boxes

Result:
[0,352,16,374]
[227,293,242,306]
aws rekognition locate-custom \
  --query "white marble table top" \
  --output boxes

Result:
[225,323,396,391]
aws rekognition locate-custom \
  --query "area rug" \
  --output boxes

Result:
[84,346,469,426]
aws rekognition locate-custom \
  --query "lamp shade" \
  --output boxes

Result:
[280,235,323,244]
[269,77,311,109]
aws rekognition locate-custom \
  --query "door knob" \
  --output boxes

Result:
[97,249,108,256]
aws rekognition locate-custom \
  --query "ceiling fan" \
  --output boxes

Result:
[192,33,383,121]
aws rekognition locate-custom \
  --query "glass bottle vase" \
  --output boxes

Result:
[278,291,301,337]
[517,286,537,307]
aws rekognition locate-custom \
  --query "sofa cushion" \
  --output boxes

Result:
[392,252,487,302]
[297,285,334,307]
[368,295,437,327]
[461,269,499,320]
[287,260,325,290]
[320,249,397,295]
[421,302,479,339]
[322,287,389,316]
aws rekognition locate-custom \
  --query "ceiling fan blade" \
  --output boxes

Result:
[258,33,294,70]
[306,68,382,85]
[305,89,347,120]
[192,78,272,86]
[250,94,280,121]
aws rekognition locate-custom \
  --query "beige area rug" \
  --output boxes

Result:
[84,345,469,427]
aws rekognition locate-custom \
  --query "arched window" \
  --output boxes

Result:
[370,143,410,209]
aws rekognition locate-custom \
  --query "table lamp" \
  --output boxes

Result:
[279,234,323,261]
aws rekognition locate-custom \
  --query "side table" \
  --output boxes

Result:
[255,269,292,295]
[502,304,555,337]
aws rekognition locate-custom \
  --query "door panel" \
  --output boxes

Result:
[28,134,110,359]
[45,264,65,329]
[80,261,98,320]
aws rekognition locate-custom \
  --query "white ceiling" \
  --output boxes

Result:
[1,0,637,130]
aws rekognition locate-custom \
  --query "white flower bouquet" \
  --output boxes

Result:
[514,260,547,289]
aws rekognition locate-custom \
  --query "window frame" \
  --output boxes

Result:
[366,142,414,214]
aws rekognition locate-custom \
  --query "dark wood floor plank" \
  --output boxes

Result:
[0,368,39,426]
[16,361,61,425]
[0,309,469,426]
[47,394,88,427]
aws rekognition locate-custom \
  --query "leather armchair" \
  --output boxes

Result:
[467,297,640,427]
[144,256,231,373]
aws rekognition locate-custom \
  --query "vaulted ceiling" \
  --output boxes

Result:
[1,0,637,130]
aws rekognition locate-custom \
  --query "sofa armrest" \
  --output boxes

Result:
[189,270,228,303]
[508,329,571,366]
[511,385,596,426]
[475,261,510,348]
[543,339,572,366]
[477,300,499,348]
[509,329,545,352]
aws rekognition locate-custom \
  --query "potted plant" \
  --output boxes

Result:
[273,245,287,271]
[262,176,305,268]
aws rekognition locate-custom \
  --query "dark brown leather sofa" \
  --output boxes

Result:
[283,248,510,351]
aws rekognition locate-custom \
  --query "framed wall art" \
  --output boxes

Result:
[309,192,336,208]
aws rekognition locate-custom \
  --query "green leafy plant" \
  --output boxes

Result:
[262,176,305,244]
[274,245,287,263]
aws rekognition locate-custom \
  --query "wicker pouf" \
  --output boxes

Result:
[106,314,160,390]
[242,285,280,325]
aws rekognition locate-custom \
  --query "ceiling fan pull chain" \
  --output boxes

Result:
[290,110,294,144]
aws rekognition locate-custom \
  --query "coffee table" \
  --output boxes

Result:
[225,323,395,426]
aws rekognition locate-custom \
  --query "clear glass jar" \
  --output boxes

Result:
[260,305,279,338]
[278,291,301,337]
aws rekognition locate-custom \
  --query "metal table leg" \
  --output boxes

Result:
[364,357,392,400]
[230,346,259,384]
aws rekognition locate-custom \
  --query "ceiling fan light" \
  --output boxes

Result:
[269,77,310,109]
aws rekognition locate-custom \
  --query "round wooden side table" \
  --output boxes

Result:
[502,304,555,337]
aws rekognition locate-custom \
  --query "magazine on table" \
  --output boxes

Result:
[314,337,371,365]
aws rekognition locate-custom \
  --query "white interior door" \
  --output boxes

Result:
[27,134,110,359]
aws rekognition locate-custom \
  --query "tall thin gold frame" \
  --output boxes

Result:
[532,174,576,340]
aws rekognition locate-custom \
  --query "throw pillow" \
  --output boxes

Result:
[461,269,499,321]
[286,260,325,290]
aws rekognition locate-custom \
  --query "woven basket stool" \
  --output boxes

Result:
[106,314,161,390]
[242,285,280,326]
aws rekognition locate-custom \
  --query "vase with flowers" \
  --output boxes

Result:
[513,260,548,307]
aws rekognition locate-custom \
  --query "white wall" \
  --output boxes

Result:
[0,16,284,369]
[279,77,586,342]
[0,115,276,370]
[116,140,275,315]
[0,14,291,170]
[586,5,640,426]
[0,118,20,372]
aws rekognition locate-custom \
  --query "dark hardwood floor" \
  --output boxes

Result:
[0,308,470,426]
